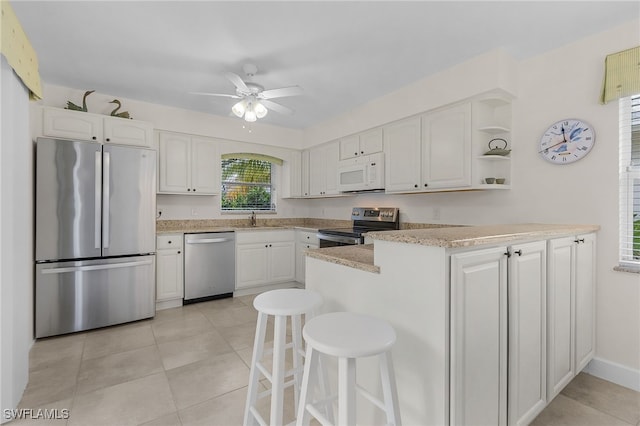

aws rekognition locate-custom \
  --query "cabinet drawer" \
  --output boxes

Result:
[157,234,183,249]
[297,230,319,245]
[236,229,295,244]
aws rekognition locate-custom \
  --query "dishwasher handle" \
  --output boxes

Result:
[185,237,232,244]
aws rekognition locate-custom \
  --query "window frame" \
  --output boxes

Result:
[619,94,640,268]
[220,157,277,213]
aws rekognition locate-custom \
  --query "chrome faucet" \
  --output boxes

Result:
[250,211,257,227]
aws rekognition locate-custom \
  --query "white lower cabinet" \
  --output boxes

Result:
[450,246,508,426]
[235,230,295,289]
[508,241,547,426]
[295,230,319,283]
[450,234,595,425]
[156,234,183,302]
[547,233,596,400]
[450,241,548,426]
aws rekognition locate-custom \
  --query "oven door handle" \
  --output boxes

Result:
[316,233,361,245]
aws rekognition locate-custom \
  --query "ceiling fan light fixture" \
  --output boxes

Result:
[254,101,268,119]
[232,100,247,118]
[244,108,257,122]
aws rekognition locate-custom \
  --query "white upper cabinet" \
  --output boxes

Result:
[339,128,383,160]
[383,116,422,193]
[384,103,473,193]
[308,141,340,196]
[103,116,153,147]
[42,107,153,148]
[158,131,219,195]
[421,103,472,189]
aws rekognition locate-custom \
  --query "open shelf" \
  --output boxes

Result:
[477,155,511,161]
[477,125,511,134]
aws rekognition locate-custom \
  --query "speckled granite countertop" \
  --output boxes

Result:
[306,244,378,274]
[156,219,461,235]
[304,223,599,273]
[156,218,351,234]
[367,223,600,248]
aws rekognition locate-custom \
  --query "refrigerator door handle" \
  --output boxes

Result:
[102,151,110,249]
[94,151,102,249]
[40,259,153,275]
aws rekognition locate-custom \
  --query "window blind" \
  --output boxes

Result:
[619,95,640,266]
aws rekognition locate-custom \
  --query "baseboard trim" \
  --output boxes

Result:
[584,357,640,392]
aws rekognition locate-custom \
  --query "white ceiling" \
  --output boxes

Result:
[12,1,639,129]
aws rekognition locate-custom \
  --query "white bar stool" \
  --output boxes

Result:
[244,289,323,426]
[296,311,402,426]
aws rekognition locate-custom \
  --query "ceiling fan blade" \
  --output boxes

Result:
[224,72,250,93]
[190,92,241,99]
[261,99,294,115]
[260,86,304,99]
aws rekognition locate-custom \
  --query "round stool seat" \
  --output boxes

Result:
[303,312,396,358]
[253,288,323,316]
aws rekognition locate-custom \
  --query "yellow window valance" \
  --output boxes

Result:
[600,46,640,104]
[222,152,284,166]
[1,0,42,100]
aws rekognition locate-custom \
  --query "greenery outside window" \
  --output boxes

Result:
[619,94,640,266]
[221,155,278,212]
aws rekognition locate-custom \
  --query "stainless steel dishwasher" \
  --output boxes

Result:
[184,232,235,303]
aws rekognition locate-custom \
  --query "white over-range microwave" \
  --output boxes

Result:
[337,152,385,193]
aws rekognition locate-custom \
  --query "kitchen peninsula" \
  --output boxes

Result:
[305,223,599,426]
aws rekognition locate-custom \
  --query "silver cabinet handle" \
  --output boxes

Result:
[41,259,153,274]
[185,238,231,244]
[102,151,110,248]
[94,151,102,249]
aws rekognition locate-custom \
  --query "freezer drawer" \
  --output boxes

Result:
[35,255,156,338]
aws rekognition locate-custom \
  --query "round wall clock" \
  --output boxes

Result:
[539,119,595,164]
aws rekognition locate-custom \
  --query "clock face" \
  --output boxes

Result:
[539,119,595,164]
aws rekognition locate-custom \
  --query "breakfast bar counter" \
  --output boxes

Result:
[304,222,599,425]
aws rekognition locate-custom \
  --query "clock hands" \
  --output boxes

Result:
[538,140,568,153]
[560,125,568,142]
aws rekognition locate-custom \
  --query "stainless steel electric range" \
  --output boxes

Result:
[316,207,399,248]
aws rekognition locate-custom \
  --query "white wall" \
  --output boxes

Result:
[302,19,640,379]
[0,56,34,420]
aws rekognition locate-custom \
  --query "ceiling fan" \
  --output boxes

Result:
[191,64,303,122]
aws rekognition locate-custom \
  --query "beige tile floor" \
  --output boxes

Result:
[14,293,640,426]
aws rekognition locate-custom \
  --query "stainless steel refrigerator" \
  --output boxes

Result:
[35,137,157,338]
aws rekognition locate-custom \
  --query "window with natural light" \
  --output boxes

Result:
[619,94,640,267]
[221,157,275,212]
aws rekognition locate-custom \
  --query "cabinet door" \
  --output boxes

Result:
[422,103,471,189]
[508,241,547,426]
[384,117,422,192]
[103,117,153,147]
[301,150,310,197]
[340,135,360,160]
[547,237,575,400]
[575,233,596,372]
[269,241,296,282]
[236,243,269,288]
[323,142,340,195]
[156,249,183,301]
[190,138,218,194]
[42,107,102,142]
[158,133,190,193]
[308,145,325,196]
[283,151,302,198]
[450,247,508,426]
[359,128,384,156]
